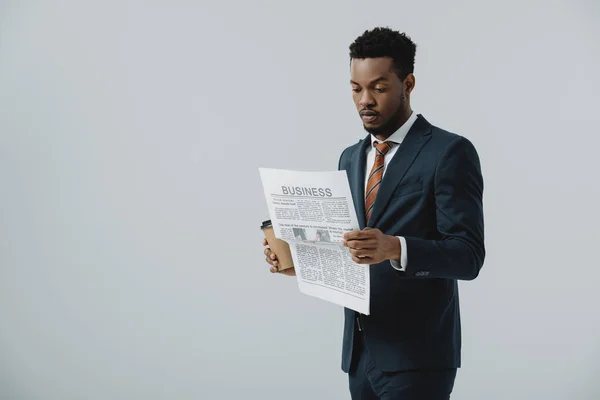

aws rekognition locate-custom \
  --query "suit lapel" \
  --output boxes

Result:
[367,115,432,227]
[349,137,370,230]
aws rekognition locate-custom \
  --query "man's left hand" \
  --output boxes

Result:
[343,227,401,264]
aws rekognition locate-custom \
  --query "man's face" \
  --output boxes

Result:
[350,57,408,137]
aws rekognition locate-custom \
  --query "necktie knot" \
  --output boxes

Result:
[374,141,394,156]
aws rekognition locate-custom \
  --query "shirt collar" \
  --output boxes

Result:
[370,111,418,146]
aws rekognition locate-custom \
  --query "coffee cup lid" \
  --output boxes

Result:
[261,219,272,230]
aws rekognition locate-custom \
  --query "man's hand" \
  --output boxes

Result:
[263,238,296,276]
[342,227,401,264]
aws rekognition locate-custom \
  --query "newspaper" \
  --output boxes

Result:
[259,168,369,315]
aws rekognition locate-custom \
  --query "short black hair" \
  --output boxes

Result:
[349,27,417,80]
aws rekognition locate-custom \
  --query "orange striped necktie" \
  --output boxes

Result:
[365,141,395,224]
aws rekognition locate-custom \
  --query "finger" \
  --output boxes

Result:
[351,248,372,257]
[360,229,377,238]
[263,238,269,246]
[346,239,378,249]
[346,239,376,248]
[343,235,363,245]
[270,266,278,273]
[264,248,278,260]
[347,230,375,240]
[266,249,278,260]
[351,254,371,264]
[265,255,279,266]
[343,230,363,240]
[357,239,378,248]
[363,227,381,234]
[349,248,373,258]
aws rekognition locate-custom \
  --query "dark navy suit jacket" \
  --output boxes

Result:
[338,114,485,373]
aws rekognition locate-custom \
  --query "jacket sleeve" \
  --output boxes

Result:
[403,136,485,280]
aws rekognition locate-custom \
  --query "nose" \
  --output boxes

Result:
[358,90,375,109]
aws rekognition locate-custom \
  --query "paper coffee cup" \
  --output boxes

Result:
[261,220,294,271]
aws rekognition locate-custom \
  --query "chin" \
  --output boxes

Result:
[364,123,384,135]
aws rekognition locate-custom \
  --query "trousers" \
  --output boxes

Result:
[348,329,457,400]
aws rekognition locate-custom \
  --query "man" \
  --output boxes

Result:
[263,27,485,399]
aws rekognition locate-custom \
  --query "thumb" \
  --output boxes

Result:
[363,227,373,231]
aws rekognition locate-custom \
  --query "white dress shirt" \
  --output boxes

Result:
[364,110,418,271]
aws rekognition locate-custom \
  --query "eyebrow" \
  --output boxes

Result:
[350,77,388,85]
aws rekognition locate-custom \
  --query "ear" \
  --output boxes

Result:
[404,73,416,95]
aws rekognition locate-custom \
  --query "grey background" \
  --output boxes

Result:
[1,0,599,399]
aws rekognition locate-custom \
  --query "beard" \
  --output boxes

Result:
[363,94,406,137]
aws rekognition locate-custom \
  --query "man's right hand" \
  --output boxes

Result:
[263,238,296,276]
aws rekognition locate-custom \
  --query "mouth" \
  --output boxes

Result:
[360,112,379,123]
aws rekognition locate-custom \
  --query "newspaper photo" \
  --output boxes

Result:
[259,167,370,315]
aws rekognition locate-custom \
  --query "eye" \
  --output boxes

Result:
[375,87,387,93]
[352,87,361,93]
